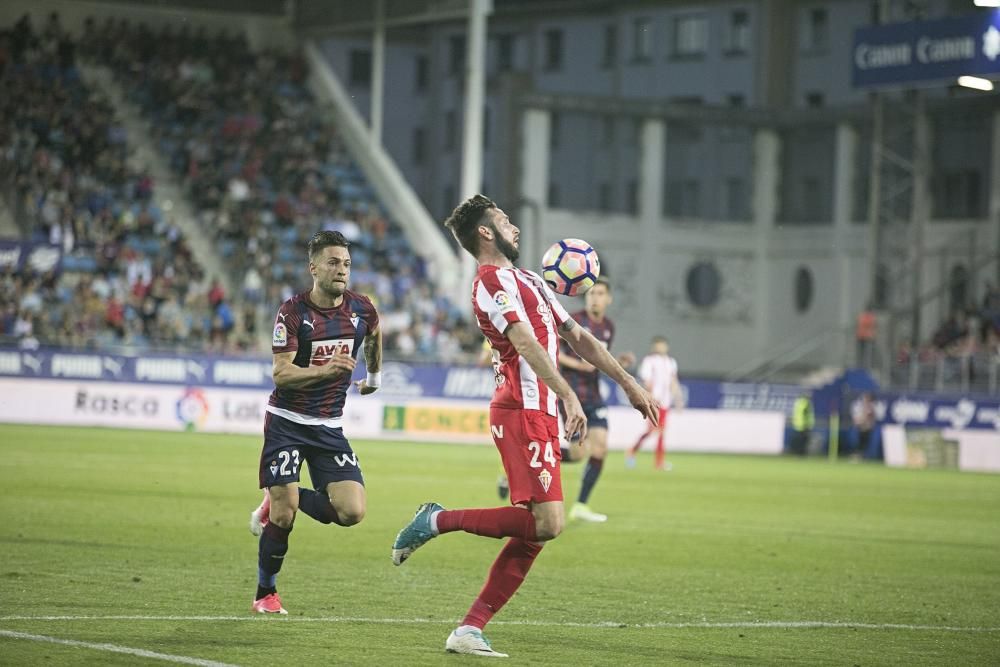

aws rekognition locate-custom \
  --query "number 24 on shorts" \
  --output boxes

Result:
[527,441,556,468]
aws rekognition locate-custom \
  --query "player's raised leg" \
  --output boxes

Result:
[296,439,367,527]
[628,425,654,467]
[446,499,560,657]
[253,482,297,614]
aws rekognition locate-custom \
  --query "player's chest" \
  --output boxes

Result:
[298,314,366,362]
[583,321,612,348]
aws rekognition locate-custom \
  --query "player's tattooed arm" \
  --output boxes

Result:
[356,326,382,395]
[363,326,382,372]
[272,350,356,389]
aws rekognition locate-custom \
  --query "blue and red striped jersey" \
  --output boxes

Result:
[560,310,614,407]
[268,289,379,419]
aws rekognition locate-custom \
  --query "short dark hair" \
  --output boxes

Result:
[593,276,611,291]
[652,335,668,345]
[443,194,496,256]
[307,230,349,259]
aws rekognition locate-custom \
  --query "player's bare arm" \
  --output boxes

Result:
[560,320,659,426]
[272,350,356,389]
[505,321,588,442]
[355,326,383,395]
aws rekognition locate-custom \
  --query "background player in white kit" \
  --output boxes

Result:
[627,336,683,470]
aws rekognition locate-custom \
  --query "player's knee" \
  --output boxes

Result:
[271,505,296,528]
[534,515,564,541]
[337,506,365,526]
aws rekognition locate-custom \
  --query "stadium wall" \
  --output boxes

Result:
[4,348,999,471]
[0,349,791,454]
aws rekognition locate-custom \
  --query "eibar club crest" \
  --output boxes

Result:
[537,469,552,493]
[350,312,360,329]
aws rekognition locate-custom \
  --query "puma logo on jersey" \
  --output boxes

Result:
[277,313,287,322]
[491,425,504,439]
[302,318,315,330]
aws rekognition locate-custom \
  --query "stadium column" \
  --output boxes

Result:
[460,0,493,292]
[991,110,1000,287]
[518,108,551,272]
[371,0,385,146]
[833,122,858,363]
[638,119,666,228]
[751,128,780,361]
[639,117,666,334]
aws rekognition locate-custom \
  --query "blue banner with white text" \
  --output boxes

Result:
[852,11,1000,88]
[0,347,803,414]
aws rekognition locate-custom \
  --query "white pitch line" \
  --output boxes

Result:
[0,615,997,633]
[0,629,239,667]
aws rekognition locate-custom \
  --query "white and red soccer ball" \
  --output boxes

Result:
[541,238,600,297]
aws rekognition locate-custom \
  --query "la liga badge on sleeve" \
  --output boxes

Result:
[273,322,287,346]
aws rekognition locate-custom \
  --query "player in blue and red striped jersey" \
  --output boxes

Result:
[247,230,382,615]
[558,277,636,522]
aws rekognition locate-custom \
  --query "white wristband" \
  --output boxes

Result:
[366,372,381,388]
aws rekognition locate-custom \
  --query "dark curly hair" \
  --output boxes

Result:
[307,230,350,260]
[443,194,497,256]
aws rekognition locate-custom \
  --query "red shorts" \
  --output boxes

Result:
[490,407,563,506]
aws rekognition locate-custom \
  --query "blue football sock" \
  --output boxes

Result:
[577,456,604,504]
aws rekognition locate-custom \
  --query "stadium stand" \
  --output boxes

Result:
[0,14,241,353]
[0,13,474,360]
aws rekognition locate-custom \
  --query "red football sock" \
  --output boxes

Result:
[436,507,537,541]
[655,430,665,468]
[462,538,544,629]
[631,430,650,456]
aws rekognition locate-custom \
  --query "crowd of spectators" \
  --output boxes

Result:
[83,18,474,360]
[0,14,255,353]
[1,14,477,360]
[892,283,1000,389]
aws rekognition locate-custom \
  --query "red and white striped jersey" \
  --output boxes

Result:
[639,354,679,407]
[473,265,571,416]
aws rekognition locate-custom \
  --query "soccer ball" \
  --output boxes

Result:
[541,238,600,296]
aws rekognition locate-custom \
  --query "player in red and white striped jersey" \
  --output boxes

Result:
[628,336,684,470]
[390,195,659,658]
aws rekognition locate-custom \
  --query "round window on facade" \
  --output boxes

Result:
[686,261,721,308]
[794,266,814,313]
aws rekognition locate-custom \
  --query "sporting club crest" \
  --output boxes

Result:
[537,469,552,493]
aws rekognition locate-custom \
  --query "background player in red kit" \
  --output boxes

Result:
[390,195,659,657]
[628,335,683,471]
[248,230,382,614]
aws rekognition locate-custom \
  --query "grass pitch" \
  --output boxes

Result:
[1,424,998,665]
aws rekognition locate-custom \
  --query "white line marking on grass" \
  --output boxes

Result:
[0,629,239,667]
[0,616,997,633]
